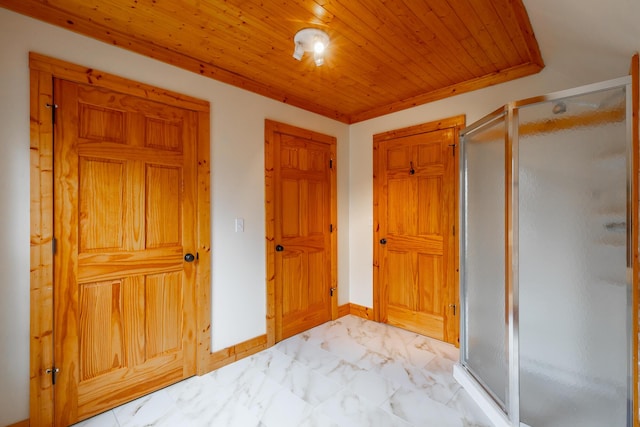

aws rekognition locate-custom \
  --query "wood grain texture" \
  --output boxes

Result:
[349,303,373,320]
[204,335,268,372]
[279,131,332,340]
[447,123,462,347]
[28,53,209,112]
[337,304,350,318]
[196,109,212,376]
[373,116,464,345]
[29,54,211,426]
[265,120,338,344]
[53,78,199,424]
[336,303,373,320]
[29,67,55,427]
[4,0,543,123]
[630,52,639,427]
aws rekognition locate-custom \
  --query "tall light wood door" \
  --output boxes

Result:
[374,120,461,345]
[267,121,337,342]
[53,79,198,425]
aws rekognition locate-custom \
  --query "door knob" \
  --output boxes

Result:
[275,245,284,252]
[184,253,196,262]
[379,238,387,245]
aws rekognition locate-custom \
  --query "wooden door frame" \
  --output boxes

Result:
[630,52,639,427]
[29,52,212,426]
[372,115,465,345]
[264,119,338,347]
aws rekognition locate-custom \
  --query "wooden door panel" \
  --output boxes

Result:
[79,280,125,380]
[73,277,190,418]
[273,128,334,342]
[279,235,330,325]
[79,158,126,252]
[386,145,412,170]
[55,79,197,425]
[75,274,188,418]
[145,117,183,151]
[146,271,183,357]
[417,253,444,315]
[375,123,459,344]
[386,251,415,310]
[146,164,182,248]
[78,103,126,143]
[76,273,187,377]
[280,135,326,172]
[418,176,443,235]
[282,253,305,314]
[122,275,146,367]
[281,251,327,311]
[417,140,442,165]
[279,249,329,337]
[282,179,301,236]
[386,305,444,340]
[387,179,412,234]
[307,181,325,234]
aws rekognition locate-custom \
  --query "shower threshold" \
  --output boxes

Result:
[453,363,532,427]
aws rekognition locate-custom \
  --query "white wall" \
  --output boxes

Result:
[0,8,350,425]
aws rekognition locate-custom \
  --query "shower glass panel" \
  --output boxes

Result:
[461,112,508,409]
[517,87,629,427]
[459,76,633,427]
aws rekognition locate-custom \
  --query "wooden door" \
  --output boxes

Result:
[53,79,197,425]
[266,121,337,343]
[374,118,462,345]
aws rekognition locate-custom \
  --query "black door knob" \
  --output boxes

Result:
[184,253,196,262]
[379,238,387,245]
[275,245,284,252]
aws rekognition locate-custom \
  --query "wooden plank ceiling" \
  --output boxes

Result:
[0,0,544,123]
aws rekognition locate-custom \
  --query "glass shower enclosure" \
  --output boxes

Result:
[456,76,634,427]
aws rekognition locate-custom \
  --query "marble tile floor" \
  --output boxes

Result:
[72,315,492,427]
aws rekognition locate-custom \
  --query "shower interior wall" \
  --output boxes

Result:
[517,89,629,426]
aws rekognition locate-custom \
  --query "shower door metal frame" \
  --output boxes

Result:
[459,107,511,416]
[459,75,634,427]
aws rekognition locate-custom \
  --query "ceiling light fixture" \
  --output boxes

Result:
[292,28,330,66]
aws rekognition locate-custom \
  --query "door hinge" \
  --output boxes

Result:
[46,367,60,385]
[452,225,455,236]
[329,158,333,169]
[52,237,57,255]
[330,287,336,296]
[330,224,333,233]
[449,143,456,157]
[46,103,58,124]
